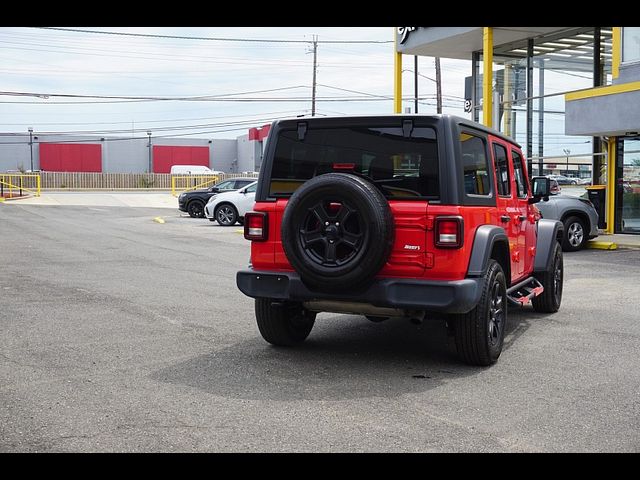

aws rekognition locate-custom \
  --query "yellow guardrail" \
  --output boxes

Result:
[170,174,220,197]
[0,173,41,199]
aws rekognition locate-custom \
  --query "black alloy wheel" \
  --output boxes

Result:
[454,259,507,366]
[187,201,205,218]
[299,199,364,268]
[487,279,506,349]
[280,173,394,292]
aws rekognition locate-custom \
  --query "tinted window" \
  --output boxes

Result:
[460,132,491,196]
[270,126,439,199]
[235,180,254,189]
[512,150,528,198]
[216,180,235,190]
[245,183,257,193]
[493,143,511,197]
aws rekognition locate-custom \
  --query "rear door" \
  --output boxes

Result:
[490,138,522,282]
[511,148,536,276]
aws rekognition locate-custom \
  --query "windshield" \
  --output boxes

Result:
[269,126,439,200]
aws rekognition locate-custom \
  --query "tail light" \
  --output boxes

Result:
[244,212,268,241]
[435,216,464,248]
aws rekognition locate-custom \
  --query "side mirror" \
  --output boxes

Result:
[209,187,219,193]
[529,176,550,204]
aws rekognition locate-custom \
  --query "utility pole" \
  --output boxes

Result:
[311,35,318,117]
[28,127,34,172]
[147,131,152,173]
[435,57,443,114]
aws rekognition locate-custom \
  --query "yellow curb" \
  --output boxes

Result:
[235,229,244,234]
[586,240,617,250]
[153,217,166,224]
[0,197,5,203]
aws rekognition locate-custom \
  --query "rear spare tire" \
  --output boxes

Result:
[281,173,394,292]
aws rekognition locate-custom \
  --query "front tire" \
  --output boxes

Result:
[454,260,507,366]
[187,201,205,218]
[562,216,587,251]
[532,241,563,313]
[215,204,238,226]
[255,298,316,346]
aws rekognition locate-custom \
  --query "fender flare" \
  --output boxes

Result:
[534,219,564,273]
[466,225,510,278]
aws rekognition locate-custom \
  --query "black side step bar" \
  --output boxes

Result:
[506,276,544,306]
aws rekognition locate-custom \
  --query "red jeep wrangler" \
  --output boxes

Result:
[237,115,563,366]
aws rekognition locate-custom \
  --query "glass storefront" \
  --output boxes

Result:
[472,28,612,181]
[618,137,640,233]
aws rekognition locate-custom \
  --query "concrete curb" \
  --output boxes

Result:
[586,241,618,250]
[0,194,32,202]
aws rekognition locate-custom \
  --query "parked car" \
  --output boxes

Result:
[535,187,599,251]
[178,177,256,218]
[577,177,592,185]
[205,181,257,226]
[549,174,578,185]
[236,115,565,367]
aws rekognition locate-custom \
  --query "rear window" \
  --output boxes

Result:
[269,126,439,199]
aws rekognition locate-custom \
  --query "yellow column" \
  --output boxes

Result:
[605,138,616,234]
[482,27,494,128]
[612,27,621,80]
[394,28,403,114]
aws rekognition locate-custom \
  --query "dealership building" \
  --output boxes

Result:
[394,27,640,234]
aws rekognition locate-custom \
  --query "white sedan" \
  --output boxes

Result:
[204,181,257,226]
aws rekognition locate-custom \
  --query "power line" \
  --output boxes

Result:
[0,85,312,104]
[30,27,393,44]
[0,109,307,126]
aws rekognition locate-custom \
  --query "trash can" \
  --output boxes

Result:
[586,185,606,229]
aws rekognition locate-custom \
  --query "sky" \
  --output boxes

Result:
[0,27,471,141]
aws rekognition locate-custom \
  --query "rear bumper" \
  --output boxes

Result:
[236,269,484,314]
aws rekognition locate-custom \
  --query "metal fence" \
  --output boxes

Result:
[0,173,41,198]
[32,171,258,191]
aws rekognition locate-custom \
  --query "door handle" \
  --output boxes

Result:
[517,215,526,222]
[500,215,511,223]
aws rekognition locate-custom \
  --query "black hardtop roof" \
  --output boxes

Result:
[271,114,521,149]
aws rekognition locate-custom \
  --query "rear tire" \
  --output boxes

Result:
[255,298,316,346]
[454,260,507,366]
[532,241,563,313]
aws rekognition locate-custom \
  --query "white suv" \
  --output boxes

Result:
[204,181,257,226]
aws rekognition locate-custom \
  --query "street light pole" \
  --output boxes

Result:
[563,148,571,175]
[28,127,34,172]
[147,131,152,173]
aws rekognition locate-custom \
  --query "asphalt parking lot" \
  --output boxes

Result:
[1,202,639,452]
